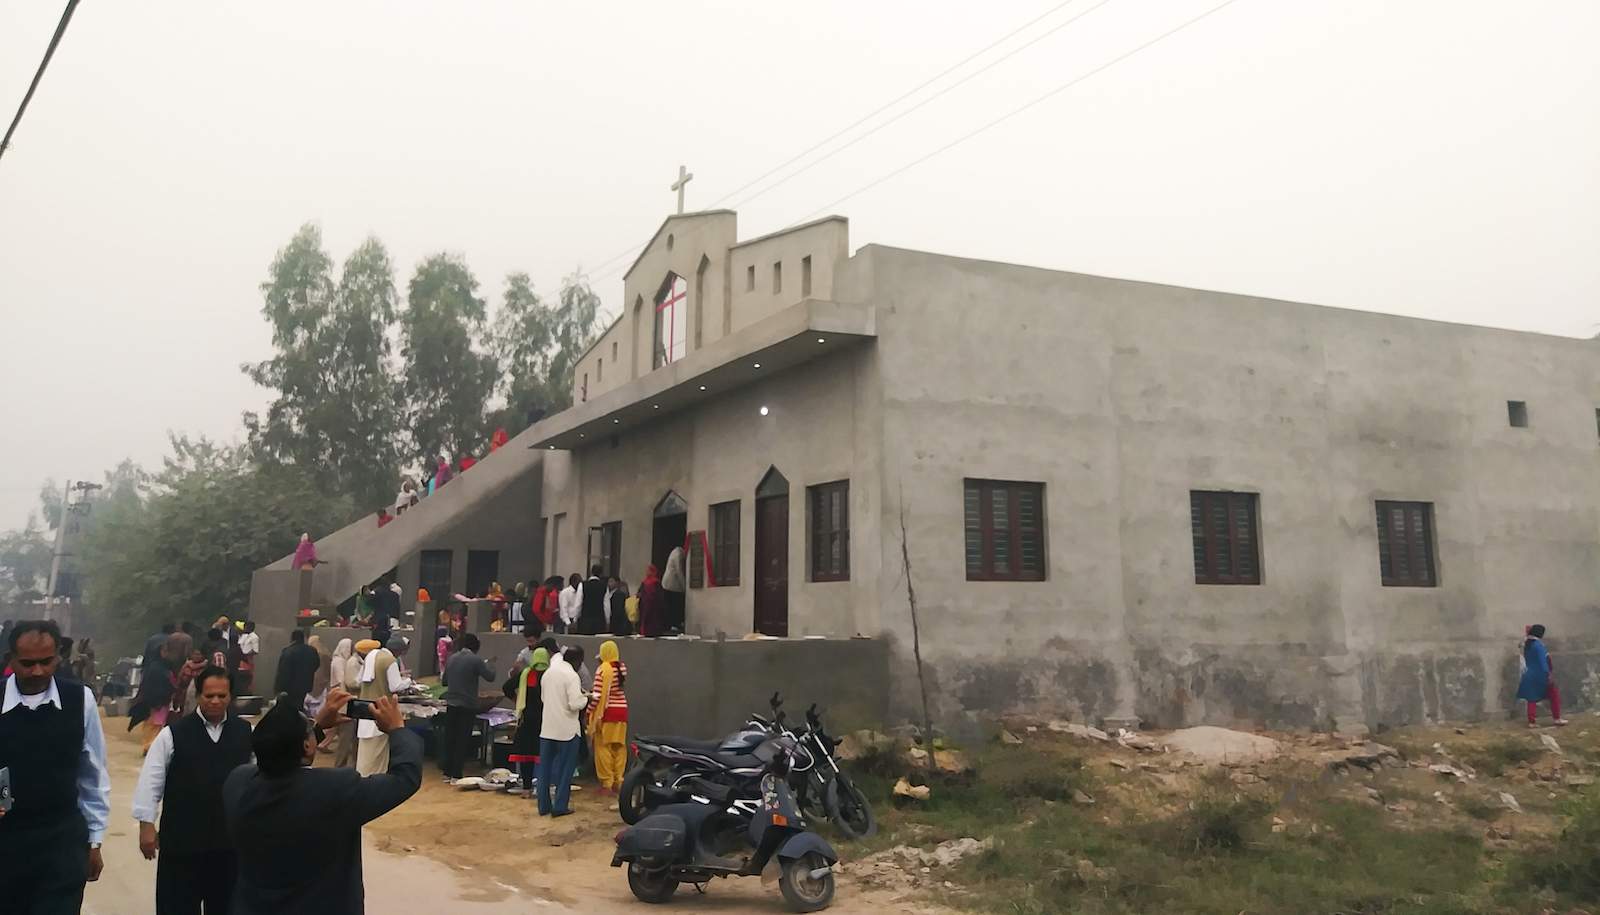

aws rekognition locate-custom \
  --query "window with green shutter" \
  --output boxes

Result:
[964,480,1046,581]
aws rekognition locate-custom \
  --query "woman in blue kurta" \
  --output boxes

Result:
[1517,624,1567,727]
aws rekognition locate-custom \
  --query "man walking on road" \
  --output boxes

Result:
[0,619,112,915]
[133,665,252,914]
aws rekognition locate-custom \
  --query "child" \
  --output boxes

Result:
[587,640,629,795]
[1518,624,1568,727]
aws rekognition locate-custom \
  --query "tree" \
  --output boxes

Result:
[0,516,52,605]
[242,224,338,472]
[323,237,404,507]
[400,253,497,465]
[243,226,404,512]
[38,478,63,530]
[546,270,603,412]
[78,436,353,644]
[488,272,557,431]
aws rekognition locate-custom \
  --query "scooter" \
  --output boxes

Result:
[612,735,839,911]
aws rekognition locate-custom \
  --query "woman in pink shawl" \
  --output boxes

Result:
[292,532,319,570]
[434,457,454,490]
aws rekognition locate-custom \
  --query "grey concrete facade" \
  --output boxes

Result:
[252,208,1600,735]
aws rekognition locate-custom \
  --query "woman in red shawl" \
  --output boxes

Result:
[489,427,509,452]
[636,565,667,637]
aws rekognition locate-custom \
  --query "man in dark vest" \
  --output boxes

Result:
[133,664,252,913]
[0,619,112,915]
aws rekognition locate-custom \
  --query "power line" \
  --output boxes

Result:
[789,0,1244,227]
[0,0,82,162]
[707,0,1093,210]
[577,0,1098,281]
[722,0,1118,212]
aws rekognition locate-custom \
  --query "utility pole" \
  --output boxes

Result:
[43,480,69,622]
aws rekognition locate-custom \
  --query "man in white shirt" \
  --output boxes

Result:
[536,646,589,817]
[133,664,252,914]
[236,621,261,695]
[356,638,410,777]
[0,619,112,915]
[557,575,582,634]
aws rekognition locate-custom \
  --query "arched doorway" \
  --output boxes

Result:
[652,491,689,631]
[754,467,790,636]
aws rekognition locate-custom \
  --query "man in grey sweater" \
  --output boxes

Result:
[439,633,494,782]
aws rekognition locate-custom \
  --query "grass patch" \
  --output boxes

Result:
[1459,737,1543,777]
[1458,794,1502,822]
[1154,771,1273,853]
[1510,786,1600,902]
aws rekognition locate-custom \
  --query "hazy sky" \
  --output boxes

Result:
[2,0,1596,531]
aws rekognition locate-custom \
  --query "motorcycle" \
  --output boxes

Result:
[796,704,876,840]
[612,734,838,911]
[622,694,876,841]
[620,693,806,825]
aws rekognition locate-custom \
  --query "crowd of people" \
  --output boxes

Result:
[376,427,512,528]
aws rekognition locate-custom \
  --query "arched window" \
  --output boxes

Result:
[654,273,687,368]
[694,255,710,350]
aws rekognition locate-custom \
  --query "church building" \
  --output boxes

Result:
[255,206,1600,734]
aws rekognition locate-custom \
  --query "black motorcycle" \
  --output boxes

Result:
[796,704,876,840]
[620,693,804,825]
[612,735,838,911]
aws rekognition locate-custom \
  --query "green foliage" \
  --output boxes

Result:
[487,269,602,431]
[981,748,1087,804]
[38,478,63,530]
[1512,786,1600,899]
[243,227,403,512]
[0,516,52,605]
[78,436,353,643]
[400,253,497,465]
[1157,773,1273,852]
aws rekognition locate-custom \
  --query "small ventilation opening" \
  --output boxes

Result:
[1507,401,1528,428]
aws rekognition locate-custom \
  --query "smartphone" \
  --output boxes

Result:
[345,699,375,721]
[0,766,12,814]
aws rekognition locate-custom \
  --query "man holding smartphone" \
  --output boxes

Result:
[0,619,112,915]
[224,688,419,915]
[133,665,252,914]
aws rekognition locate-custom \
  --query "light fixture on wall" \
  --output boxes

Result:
[698,385,707,391]
[817,337,826,344]
[652,403,660,409]
[613,418,620,424]
[753,362,762,369]
[759,406,770,417]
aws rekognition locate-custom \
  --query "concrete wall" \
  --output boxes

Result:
[540,339,882,640]
[471,633,889,740]
[728,218,850,335]
[855,244,1600,734]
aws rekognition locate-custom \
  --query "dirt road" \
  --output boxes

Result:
[85,714,945,915]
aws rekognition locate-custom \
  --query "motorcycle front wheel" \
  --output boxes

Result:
[626,861,680,904]
[824,775,877,839]
[779,852,836,912]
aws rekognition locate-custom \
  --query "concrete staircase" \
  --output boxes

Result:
[255,425,547,614]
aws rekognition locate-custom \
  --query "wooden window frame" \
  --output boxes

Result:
[1190,490,1262,585]
[964,479,1047,582]
[1375,500,1437,588]
[808,480,850,582]
[710,500,741,586]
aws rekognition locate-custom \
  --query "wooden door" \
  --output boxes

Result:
[754,495,789,636]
